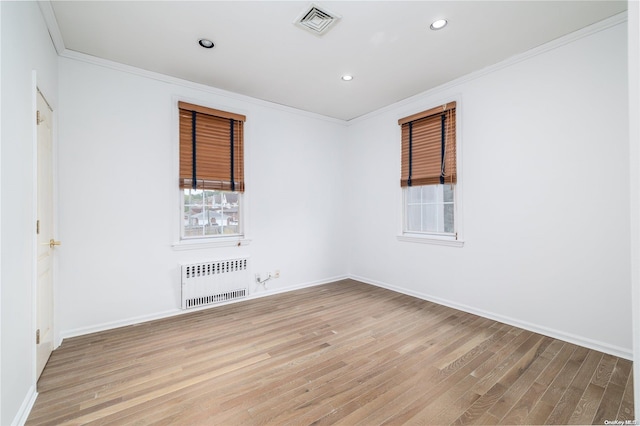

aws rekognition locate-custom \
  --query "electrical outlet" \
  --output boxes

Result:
[273,270,280,278]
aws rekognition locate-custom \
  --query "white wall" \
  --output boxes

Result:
[347,20,632,357]
[57,57,348,336]
[0,1,58,424]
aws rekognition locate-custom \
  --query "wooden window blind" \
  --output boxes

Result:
[399,102,456,187]
[178,101,246,192]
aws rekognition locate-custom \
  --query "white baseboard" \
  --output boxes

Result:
[58,272,630,360]
[59,274,349,342]
[12,385,37,426]
[350,274,633,360]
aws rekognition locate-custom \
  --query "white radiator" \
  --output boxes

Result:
[181,258,249,309]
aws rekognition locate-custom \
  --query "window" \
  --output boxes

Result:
[399,102,459,241]
[406,184,455,234]
[183,190,240,237]
[178,101,245,240]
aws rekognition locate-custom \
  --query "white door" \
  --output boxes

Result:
[36,90,56,379]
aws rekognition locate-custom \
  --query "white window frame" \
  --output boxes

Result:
[397,97,464,248]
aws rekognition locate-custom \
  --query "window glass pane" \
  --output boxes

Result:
[407,186,422,203]
[443,184,454,203]
[422,204,440,232]
[444,203,455,233]
[220,192,240,235]
[183,189,240,238]
[404,183,456,236]
[422,185,437,203]
[406,205,422,232]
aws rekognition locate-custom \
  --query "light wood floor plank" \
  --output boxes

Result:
[500,342,576,425]
[593,358,633,425]
[27,279,633,425]
[568,382,606,425]
[545,349,603,425]
[617,371,635,423]
[524,345,589,424]
[487,338,564,420]
[455,336,556,424]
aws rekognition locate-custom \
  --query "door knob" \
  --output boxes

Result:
[49,239,61,248]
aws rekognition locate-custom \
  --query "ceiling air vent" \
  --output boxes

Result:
[294,4,341,36]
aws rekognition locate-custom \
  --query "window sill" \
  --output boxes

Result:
[397,234,464,247]
[172,237,251,250]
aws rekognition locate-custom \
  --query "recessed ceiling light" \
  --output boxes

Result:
[341,75,353,81]
[430,19,448,30]
[198,38,215,49]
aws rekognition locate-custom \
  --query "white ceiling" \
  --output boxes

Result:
[47,1,627,121]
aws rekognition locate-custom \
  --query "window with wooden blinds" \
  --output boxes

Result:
[178,101,246,192]
[399,102,456,187]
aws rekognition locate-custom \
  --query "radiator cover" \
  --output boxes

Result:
[181,258,249,309]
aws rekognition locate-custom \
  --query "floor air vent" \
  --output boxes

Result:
[294,4,341,36]
[181,258,249,309]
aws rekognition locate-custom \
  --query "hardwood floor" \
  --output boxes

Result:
[27,280,634,425]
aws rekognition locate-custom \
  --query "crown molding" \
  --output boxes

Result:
[38,0,65,54]
[39,1,626,127]
[39,0,346,126]
[349,11,628,125]
[59,49,347,126]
